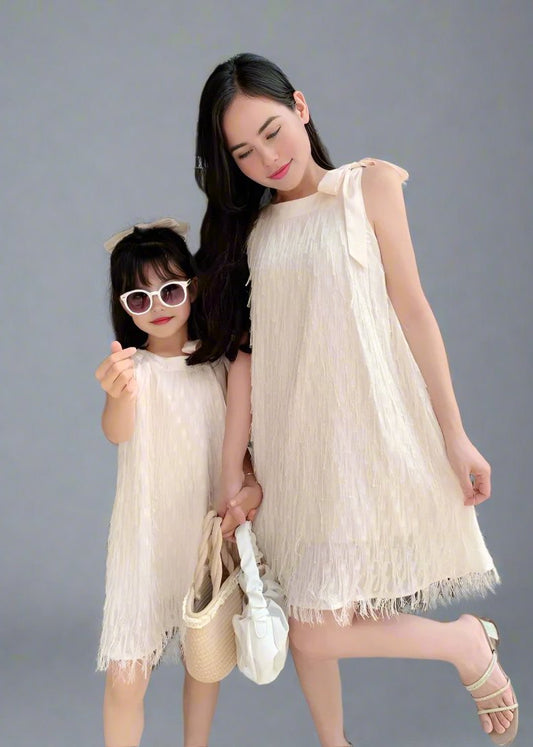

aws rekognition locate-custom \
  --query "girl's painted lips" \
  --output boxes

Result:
[152,317,172,325]
[269,160,292,180]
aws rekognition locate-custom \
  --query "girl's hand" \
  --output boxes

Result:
[95,341,138,400]
[445,432,491,506]
[220,479,263,540]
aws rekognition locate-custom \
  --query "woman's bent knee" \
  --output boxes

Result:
[289,610,356,659]
[289,619,329,659]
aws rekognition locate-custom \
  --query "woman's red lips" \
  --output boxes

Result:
[152,317,172,325]
[268,161,292,180]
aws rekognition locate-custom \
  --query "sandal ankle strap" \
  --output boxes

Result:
[465,651,498,692]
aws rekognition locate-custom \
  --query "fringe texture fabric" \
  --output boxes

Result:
[248,160,500,626]
[97,347,226,680]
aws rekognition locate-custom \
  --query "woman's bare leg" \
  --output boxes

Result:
[289,612,516,739]
[182,669,220,747]
[291,650,350,747]
[103,662,151,747]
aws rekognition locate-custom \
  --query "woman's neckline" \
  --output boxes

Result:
[269,190,323,209]
[267,169,330,211]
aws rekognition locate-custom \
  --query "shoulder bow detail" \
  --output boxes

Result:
[317,159,409,268]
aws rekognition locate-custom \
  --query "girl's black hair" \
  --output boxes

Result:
[188,52,334,365]
[109,226,198,351]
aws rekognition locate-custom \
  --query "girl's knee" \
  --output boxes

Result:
[105,663,149,706]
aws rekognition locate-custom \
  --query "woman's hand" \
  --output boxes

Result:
[216,472,244,517]
[95,341,138,400]
[220,477,263,540]
[445,432,491,506]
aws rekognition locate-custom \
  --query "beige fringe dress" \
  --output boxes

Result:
[97,343,226,677]
[248,160,499,625]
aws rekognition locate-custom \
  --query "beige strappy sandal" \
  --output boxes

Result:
[464,617,519,745]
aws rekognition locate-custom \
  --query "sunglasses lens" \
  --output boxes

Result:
[126,291,150,314]
[161,282,186,306]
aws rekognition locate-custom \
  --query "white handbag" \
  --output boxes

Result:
[232,521,289,685]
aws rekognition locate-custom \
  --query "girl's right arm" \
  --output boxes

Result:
[95,341,138,444]
[218,349,252,514]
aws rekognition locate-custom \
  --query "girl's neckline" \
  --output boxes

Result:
[137,340,199,369]
[138,349,189,369]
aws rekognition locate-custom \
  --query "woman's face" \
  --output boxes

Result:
[223,92,312,192]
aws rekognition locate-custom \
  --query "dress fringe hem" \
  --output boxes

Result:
[96,625,182,683]
[287,568,501,626]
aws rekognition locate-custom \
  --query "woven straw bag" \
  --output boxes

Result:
[182,510,243,683]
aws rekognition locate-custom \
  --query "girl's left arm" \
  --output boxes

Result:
[362,163,491,506]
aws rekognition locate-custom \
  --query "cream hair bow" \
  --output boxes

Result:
[104,217,190,253]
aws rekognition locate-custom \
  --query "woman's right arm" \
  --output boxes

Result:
[95,341,138,444]
[218,349,252,514]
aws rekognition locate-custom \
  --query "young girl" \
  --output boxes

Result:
[190,54,519,746]
[95,218,260,747]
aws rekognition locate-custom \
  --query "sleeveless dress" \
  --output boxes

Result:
[97,343,227,678]
[248,160,499,624]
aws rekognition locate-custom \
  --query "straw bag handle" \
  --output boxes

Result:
[192,510,236,599]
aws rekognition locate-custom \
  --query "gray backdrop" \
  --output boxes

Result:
[1,1,531,745]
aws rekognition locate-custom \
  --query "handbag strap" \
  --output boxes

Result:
[193,510,236,599]
[235,522,267,611]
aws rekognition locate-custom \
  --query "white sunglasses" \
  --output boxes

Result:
[120,279,192,315]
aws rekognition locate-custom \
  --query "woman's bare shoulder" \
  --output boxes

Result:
[359,158,409,225]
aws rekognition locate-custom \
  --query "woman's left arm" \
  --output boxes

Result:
[361,162,491,506]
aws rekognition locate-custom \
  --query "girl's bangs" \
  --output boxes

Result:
[117,244,186,292]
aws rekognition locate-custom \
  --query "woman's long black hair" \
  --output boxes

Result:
[189,52,334,365]
[109,226,198,350]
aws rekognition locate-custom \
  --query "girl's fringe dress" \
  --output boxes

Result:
[97,344,226,678]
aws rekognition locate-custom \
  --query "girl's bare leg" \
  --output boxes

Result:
[290,612,516,739]
[291,650,350,747]
[103,662,151,747]
[182,669,220,747]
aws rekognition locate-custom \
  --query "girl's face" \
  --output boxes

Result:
[122,264,197,346]
[223,92,313,193]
